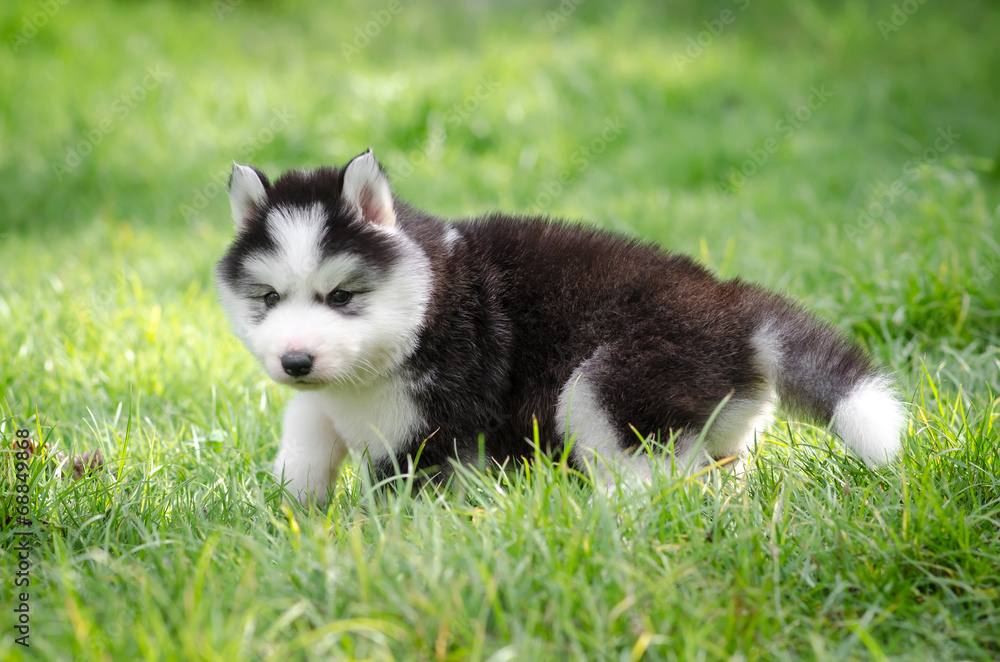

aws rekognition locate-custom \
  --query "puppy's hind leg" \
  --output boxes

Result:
[273,392,348,505]
[556,356,653,495]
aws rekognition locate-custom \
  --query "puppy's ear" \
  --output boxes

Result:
[341,149,396,229]
[229,163,269,231]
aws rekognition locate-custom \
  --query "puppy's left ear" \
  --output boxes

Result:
[229,163,269,231]
[341,149,396,229]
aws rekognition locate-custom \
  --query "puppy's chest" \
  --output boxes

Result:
[318,374,425,461]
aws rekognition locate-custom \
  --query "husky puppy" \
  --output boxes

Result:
[216,150,906,504]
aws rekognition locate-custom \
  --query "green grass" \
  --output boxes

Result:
[2,0,999,659]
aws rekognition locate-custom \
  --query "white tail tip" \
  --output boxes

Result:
[832,376,906,466]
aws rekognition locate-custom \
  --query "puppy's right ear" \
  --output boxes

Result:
[229,163,269,231]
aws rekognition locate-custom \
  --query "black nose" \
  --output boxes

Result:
[281,352,314,377]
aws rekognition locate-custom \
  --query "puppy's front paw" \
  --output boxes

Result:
[272,393,349,505]
[273,447,335,505]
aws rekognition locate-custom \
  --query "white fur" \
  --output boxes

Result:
[273,391,349,503]
[274,374,425,504]
[223,202,433,388]
[225,158,906,507]
[241,251,362,314]
[250,298,366,386]
[832,376,905,465]
[313,372,425,465]
[346,233,434,375]
[556,369,653,489]
[753,319,905,466]
[556,361,775,489]
[657,395,774,478]
[691,321,783,469]
[750,322,782,384]
[259,203,329,279]
[230,163,267,230]
[221,192,435,503]
[699,396,775,471]
[443,226,461,254]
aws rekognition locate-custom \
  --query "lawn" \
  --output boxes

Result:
[2,0,999,660]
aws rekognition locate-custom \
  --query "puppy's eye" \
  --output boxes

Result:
[326,289,352,307]
[263,291,280,308]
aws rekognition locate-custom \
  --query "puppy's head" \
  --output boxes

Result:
[215,150,431,388]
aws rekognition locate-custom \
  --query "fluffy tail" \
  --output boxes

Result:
[752,307,906,465]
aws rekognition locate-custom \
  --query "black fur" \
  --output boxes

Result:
[220,159,884,482]
[218,168,403,290]
[385,214,876,480]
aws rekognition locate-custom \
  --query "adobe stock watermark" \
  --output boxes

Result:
[673,0,752,72]
[7,0,71,54]
[214,0,242,20]
[844,127,959,244]
[971,250,1000,291]
[388,76,501,182]
[546,0,586,31]
[179,108,294,222]
[877,0,928,40]
[50,65,171,182]
[340,0,408,62]
[10,428,36,648]
[529,116,627,214]
[716,84,833,197]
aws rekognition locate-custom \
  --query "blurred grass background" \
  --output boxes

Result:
[2,0,998,430]
[1,1,999,660]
